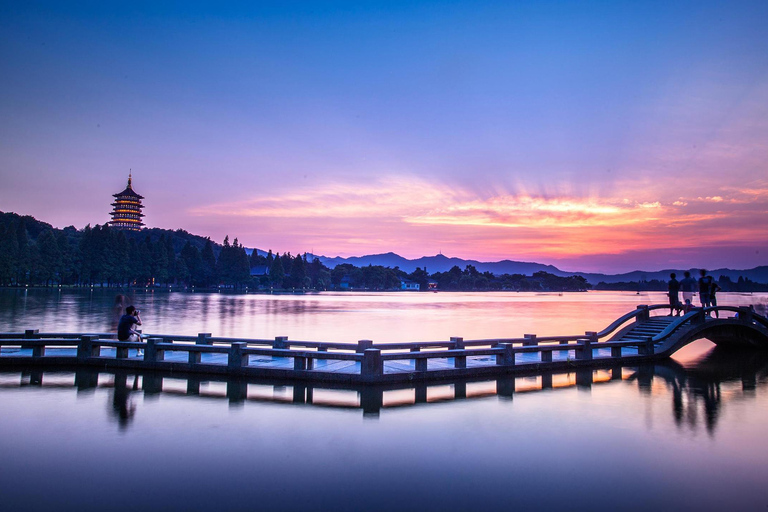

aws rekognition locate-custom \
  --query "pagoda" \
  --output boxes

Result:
[109,172,145,231]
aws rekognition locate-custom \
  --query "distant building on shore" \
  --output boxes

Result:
[109,172,145,231]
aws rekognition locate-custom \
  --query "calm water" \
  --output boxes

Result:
[1,289,767,511]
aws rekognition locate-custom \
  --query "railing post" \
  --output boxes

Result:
[357,339,373,352]
[410,346,427,371]
[738,306,754,324]
[228,342,249,370]
[25,329,44,357]
[77,335,100,360]
[523,334,537,346]
[145,337,165,363]
[273,336,288,349]
[637,336,654,356]
[496,343,515,367]
[575,337,592,360]
[450,337,466,369]
[636,305,650,322]
[116,341,129,359]
[190,333,212,364]
[361,348,382,379]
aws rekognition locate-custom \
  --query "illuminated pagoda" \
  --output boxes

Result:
[109,172,145,231]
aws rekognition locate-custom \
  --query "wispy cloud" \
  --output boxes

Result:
[187,175,768,264]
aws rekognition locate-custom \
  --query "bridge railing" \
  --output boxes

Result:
[1,304,765,381]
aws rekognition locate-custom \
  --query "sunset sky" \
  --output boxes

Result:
[1,1,767,273]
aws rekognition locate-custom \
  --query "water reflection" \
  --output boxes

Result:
[3,288,766,343]
[4,348,765,433]
[110,373,139,430]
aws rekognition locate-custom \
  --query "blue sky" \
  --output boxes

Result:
[1,1,767,272]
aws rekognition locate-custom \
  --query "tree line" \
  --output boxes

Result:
[0,211,594,292]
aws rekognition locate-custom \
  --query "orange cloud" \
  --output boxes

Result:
[186,175,768,261]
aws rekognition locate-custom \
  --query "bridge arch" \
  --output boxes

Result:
[673,320,768,350]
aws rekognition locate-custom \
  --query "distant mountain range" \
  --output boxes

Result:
[312,252,768,285]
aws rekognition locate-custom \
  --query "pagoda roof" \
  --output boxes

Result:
[113,186,144,200]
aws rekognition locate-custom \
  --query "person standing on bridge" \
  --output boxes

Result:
[709,279,722,318]
[679,271,697,313]
[668,273,681,316]
[698,269,714,312]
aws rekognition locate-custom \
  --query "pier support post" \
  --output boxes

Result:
[576,369,593,390]
[361,348,383,379]
[190,333,211,364]
[75,369,99,391]
[454,381,467,399]
[227,380,247,405]
[293,385,306,404]
[496,343,515,367]
[360,387,383,417]
[415,384,428,403]
[497,377,515,398]
[228,342,249,371]
[187,378,201,395]
[541,349,552,363]
[77,335,100,361]
[294,355,308,371]
[541,373,553,389]
[611,346,622,358]
[145,338,164,363]
[143,374,163,395]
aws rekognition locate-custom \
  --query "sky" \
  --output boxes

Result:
[1,0,767,273]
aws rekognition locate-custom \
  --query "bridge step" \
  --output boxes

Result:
[614,316,677,343]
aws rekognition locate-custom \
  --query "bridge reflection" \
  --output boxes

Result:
[2,348,765,432]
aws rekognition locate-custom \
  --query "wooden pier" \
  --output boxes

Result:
[1,304,766,385]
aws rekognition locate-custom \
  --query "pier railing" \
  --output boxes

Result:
[0,305,762,383]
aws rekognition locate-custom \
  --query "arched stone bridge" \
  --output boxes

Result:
[608,305,768,356]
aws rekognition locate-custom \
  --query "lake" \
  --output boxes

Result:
[1,289,767,511]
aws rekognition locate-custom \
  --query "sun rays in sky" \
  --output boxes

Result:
[1,1,767,272]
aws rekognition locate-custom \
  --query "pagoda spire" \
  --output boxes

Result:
[128,169,132,189]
